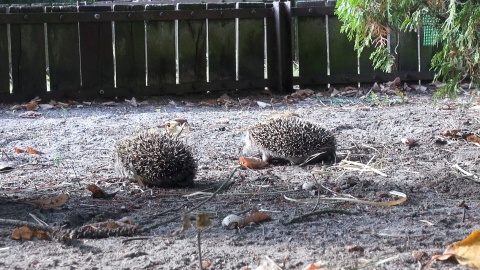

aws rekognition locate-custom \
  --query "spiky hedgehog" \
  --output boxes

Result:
[243,118,336,164]
[114,129,196,187]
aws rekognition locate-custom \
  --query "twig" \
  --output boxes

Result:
[280,208,353,225]
[197,230,203,270]
[0,219,52,232]
[452,164,480,183]
[142,167,238,232]
[121,237,152,243]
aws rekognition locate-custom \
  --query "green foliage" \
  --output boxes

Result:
[335,0,480,99]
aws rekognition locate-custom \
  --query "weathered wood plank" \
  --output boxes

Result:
[114,4,146,90]
[0,6,9,96]
[78,5,114,92]
[419,28,439,73]
[207,3,235,82]
[238,2,264,80]
[296,1,327,81]
[46,5,81,96]
[397,31,418,72]
[145,4,175,87]
[178,3,207,84]
[10,5,46,98]
[328,16,357,76]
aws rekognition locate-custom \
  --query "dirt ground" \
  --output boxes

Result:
[1,87,480,270]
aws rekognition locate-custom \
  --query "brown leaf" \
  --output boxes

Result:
[401,137,418,148]
[26,147,44,155]
[431,230,480,268]
[203,262,212,268]
[12,226,34,240]
[239,156,268,169]
[14,147,25,153]
[242,208,272,225]
[440,129,463,139]
[30,194,69,209]
[198,99,218,106]
[195,213,212,229]
[86,184,117,199]
[25,102,39,110]
[171,213,192,236]
[466,135,480,144]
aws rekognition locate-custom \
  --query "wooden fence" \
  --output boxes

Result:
[0,0,436,103]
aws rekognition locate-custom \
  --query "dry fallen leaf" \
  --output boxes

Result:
[440,129,463,139]
[198,99,218,106]
[171,213,192,236]
[87,184,117,199]
[125,97,138,107]
[14,147,25,153]
[431,230,480,268]
[303,261,326,270]
[12,226,34,240]
[25,102,39,110]
[38,104,54,110]
[11,226,50,241]
[401,137,418,148]
[242,208,272,225]
[26,147,44,155]
[466,135,480,144]
[195,213,213,229]
[30,194,69,209]
[239,156,268,169]
[102,101,116,107]
[18,111,42,118]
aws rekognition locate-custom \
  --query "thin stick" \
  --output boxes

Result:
[197,230,203,270]
[0,219,52,232]
[142,167,238,232]
[280,209,353,226]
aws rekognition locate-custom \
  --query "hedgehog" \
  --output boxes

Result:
[243,118,336,165]
[114,129,196,187]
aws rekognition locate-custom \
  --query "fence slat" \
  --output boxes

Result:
[46,5,81,96]
[78,5,114,92]
[10,5,46,99]
[207,3,235,82]
[328,16,357,77]
[396,31,418,72]
[419,28,438,74]
[238,2,264,80]
[178,3,207,83]
[145,4,175,87]
[0,6,9,96]
[114,4,146,90]
[296,1,327,83]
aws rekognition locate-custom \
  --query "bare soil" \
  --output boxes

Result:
[1,89,480,270]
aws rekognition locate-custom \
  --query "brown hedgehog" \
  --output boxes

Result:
[243,118,336,164]
[114,129,196,187]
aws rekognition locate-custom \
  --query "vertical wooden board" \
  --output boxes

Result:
[397,31,418,72]
[328,16,357,75]
[238,2,264,80]
[10,6,46,98]
[419,28,439,72]
[207,3,235,82]
[114,4,146,89]
[78,5,114,90]
[145,4,175,86]
[0,6,9,96]
[46,6,81,94]
[178,3,206,83]
[296,2,327,77]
